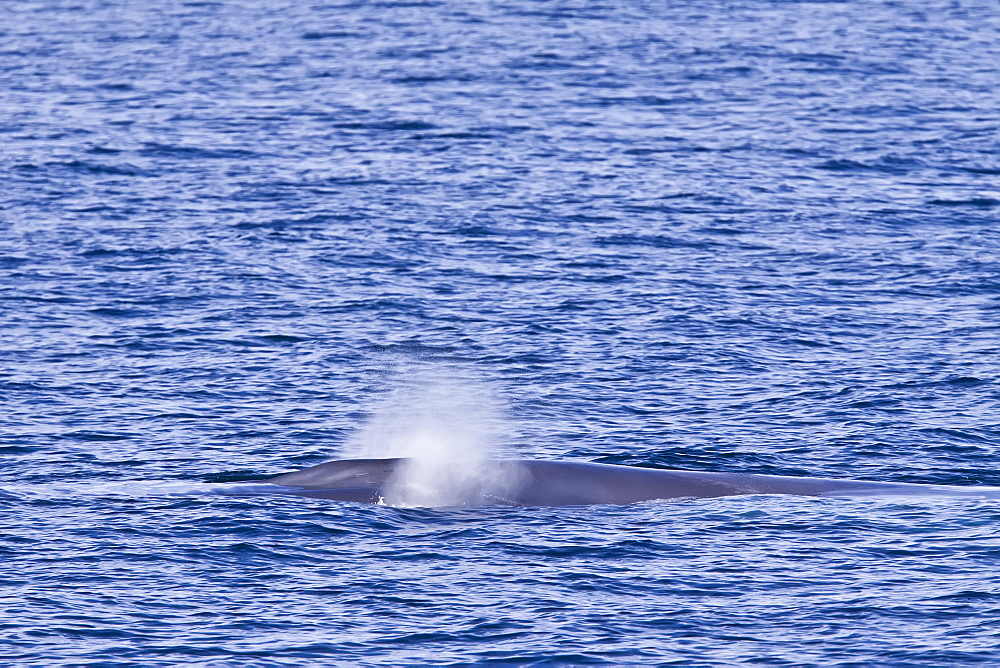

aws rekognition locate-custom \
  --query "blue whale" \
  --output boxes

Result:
[262,458,1000,507]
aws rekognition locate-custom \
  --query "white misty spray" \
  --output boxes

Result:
[344,362,525,507]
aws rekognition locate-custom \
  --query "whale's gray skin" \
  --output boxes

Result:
[263,458,1000,506]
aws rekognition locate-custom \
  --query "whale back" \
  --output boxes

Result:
[266,458,400,503]
[261,458,1000,506]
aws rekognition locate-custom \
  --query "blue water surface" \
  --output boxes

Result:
[3,0,1000,664]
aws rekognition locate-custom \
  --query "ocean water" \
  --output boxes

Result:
[3,0,1000,664]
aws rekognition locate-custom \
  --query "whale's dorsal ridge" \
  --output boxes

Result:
[259,457,1000,507]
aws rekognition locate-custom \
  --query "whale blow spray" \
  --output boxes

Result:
[346,363,524,507]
